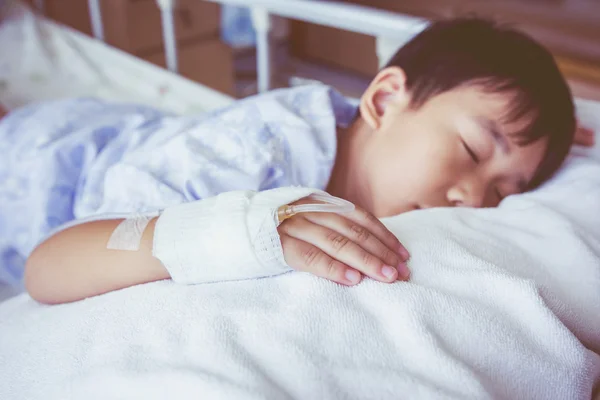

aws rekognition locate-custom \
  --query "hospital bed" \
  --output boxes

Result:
[0,0,599,398]
[0,0,428,114]
[0,0,233,115]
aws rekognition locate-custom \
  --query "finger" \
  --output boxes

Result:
[347,207,410,261]
[574,126,595,147]
[283,217,401,282]
[303,211,404,270]
[279,233,362,286]
[304,205,410,263]
[288,196,410,262]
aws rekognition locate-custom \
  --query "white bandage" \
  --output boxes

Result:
[152,187,322,284]
[107,212,160,251]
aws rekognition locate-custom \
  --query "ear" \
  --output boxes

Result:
[359,67,410,130]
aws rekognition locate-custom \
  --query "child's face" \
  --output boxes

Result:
[358,68,547,217]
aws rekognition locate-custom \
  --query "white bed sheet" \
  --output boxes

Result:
[0,2,234,114]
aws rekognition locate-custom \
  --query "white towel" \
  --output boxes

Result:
[1,150,600,399]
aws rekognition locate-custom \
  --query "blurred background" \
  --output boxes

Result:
[19,0,600,101]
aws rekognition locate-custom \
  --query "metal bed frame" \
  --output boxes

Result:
[45,0,428,94]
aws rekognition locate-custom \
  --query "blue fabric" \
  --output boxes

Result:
[221,5,256,47]
[0,85,357,286]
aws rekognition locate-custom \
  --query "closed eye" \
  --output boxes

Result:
[462,140,479,163]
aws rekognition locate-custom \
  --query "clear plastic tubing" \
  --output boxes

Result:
[277,193,355,223]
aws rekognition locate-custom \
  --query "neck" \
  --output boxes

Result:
[326,119,373,212]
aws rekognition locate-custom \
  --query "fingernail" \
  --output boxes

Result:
[381,265,397,280]
[396,262,411,280]
[345,269,361,284]
[397,244,410,261]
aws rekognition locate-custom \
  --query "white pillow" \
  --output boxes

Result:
[574,98,600,162]
[492,98,600,347]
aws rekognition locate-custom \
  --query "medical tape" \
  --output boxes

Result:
[107,211,160,251]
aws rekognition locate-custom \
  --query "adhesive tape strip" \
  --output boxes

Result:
[107,212,159,251]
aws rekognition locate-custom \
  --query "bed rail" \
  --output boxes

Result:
[85,0,427,93]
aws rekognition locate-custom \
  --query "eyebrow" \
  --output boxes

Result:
[476,117,528,191]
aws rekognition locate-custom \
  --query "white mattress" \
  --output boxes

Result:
[0,1,234,114]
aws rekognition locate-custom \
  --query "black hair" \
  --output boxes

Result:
[385,17,576,189]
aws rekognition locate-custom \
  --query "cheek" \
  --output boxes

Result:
[368,133,457,212]
[387,133,458,186]
[520,142,548,181]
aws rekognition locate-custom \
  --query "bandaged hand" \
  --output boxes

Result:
[278,197,411,286]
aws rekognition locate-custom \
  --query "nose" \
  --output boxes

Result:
[446,175,486,208]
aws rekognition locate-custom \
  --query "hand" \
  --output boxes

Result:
[278,198,410,285]
[574,122,595,147]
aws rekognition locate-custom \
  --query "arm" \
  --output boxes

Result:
[25,188,319,304]
[25,218,168,305]
[25,189,411,305]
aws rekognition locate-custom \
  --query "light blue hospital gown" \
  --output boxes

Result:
[0,85,358,286]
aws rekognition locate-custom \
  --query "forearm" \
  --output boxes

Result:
[25,218,168,304]
[25,188,321,305]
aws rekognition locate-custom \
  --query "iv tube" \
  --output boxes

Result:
[277,193,355,223]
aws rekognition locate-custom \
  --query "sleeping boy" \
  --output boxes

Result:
[0,18,589,303]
